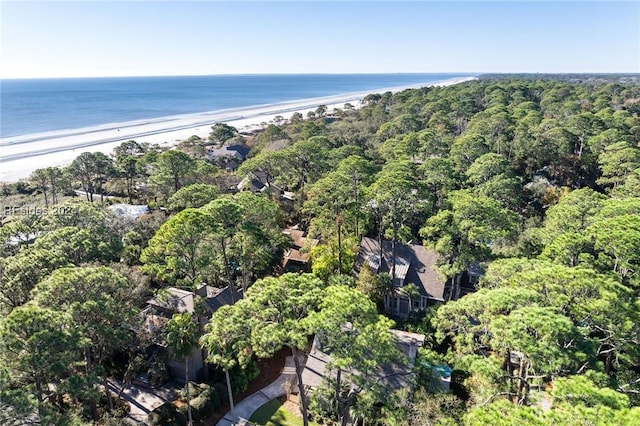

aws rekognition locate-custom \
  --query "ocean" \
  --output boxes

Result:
[1,74,471,138]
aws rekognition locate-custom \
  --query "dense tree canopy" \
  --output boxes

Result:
[3,75,640,424]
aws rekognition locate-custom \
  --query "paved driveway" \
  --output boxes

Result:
[108,379,180,424]
[216,356,298,426]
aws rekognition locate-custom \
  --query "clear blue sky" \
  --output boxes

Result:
[1,1,638,78]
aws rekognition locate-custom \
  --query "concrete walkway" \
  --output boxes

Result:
[216,355,299,426]
[107,379,179,425]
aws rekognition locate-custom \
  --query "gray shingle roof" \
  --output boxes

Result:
[355,237,446,301]
[301,329,425,392]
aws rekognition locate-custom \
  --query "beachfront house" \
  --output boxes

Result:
[354,237,448,318]
[205,144,250,171]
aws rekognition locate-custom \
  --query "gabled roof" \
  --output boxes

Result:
[282,228,319,267]
[196,285,243,312]
[301,329,425,391]
[206,144,250,161]
[237,171,272,193]
[283,228,314,249]
[147,285,242,316]
[147,288,194,314]
[355,237,446,301]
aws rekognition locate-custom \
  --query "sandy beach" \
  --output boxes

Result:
[0,76,475,182]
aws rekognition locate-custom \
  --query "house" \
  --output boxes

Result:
[205,144,251,171]
[450,262,484,301]
[301,329,426,393]
[143,284,242,381]
[354,237,448,318]
[237,171,281,195]
[282,227,319,271]
[146,284,243,318]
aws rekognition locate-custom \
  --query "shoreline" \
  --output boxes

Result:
[0,76,475,183]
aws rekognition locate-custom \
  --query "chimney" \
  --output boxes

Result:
[195,283,207,297]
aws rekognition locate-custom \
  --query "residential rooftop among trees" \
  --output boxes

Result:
[2,75,640,425]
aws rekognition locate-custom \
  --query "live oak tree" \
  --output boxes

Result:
[144,192,285,290]
[41,199,107,233]
[433,286,543,358]
[236,149,285,188]
[32,226,101,265]
[489,306,592,404]
[490,263,639,372]
[463,376,640,425]
[435,294,593,406]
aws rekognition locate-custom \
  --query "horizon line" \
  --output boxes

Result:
[1,72,481,81]
[2,71,639,81]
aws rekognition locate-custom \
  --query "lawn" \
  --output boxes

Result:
[248,399,320,426]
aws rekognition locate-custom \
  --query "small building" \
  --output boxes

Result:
[301,329,426,393]
[282,227,319,271]
[237,171,280,194]
[354,237,448,318]
[205,144,251,171]
[144,284,242,381]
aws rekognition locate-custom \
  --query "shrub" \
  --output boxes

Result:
[147,402,186,426]
[178,381,201,400]
[190,395,215,421]
[196,385,221,411]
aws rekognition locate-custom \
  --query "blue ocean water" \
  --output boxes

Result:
[0,74,471,138]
